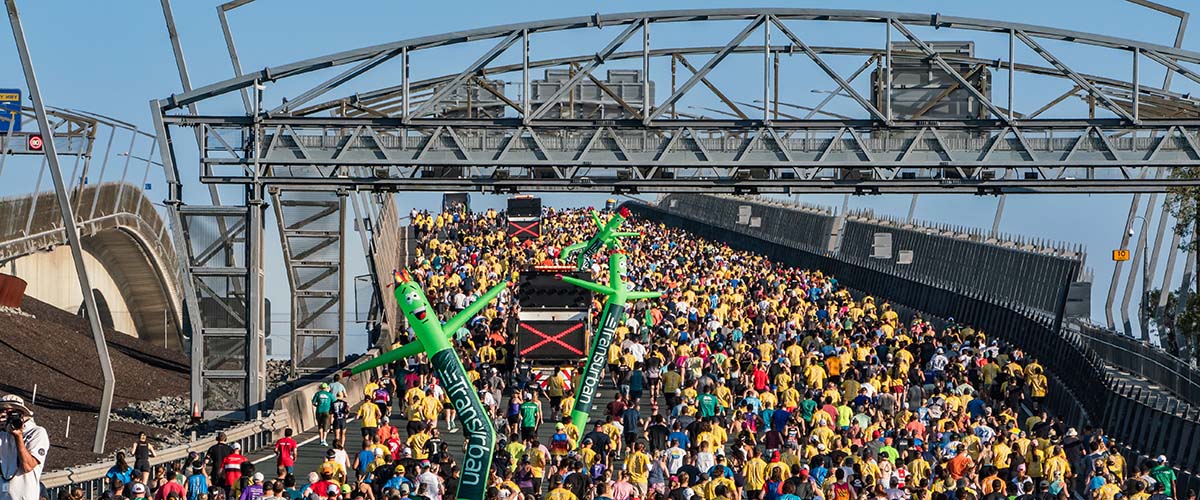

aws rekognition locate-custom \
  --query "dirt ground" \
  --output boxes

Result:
[0,296,189,469]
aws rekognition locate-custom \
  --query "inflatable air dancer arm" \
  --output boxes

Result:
[560,206,641,271]
[560,252,660,432]
[349,270,507,500]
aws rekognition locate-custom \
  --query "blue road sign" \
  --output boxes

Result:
[0,89,20,133]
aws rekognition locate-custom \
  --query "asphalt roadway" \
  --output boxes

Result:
[245,377,629,485]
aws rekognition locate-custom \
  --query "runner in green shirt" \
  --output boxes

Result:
[312,383,335,446]
[799,396,818,423]
[519,392,541,441]
[1150,456,1177,499]
[697,391,722,418]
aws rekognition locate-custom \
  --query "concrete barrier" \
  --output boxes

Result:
[270,349,384,438]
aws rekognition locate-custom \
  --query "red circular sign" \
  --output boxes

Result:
[27,134,42,151]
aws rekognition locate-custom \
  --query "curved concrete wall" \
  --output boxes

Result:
[3,236,180,348]
[0,183,183,349]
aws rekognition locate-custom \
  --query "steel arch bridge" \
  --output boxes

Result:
[150,8,1200,414]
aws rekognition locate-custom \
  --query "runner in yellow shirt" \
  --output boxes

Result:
[624,442,652,497]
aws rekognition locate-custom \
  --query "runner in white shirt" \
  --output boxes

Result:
[666,443,686,474]
[417,462,443,500]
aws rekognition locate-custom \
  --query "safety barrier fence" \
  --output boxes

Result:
[840,217,1082,316]
[1075,322,1200,408]
[667,194,1087,317]
[42,350,385,499]
[630,198,1200,491]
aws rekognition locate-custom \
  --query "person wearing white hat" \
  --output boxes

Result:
[0,394,48,500]
[129,482,149,500]
[1150,455,1176,499]
[238,472,265,500]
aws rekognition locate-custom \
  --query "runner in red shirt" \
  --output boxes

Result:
[221,443,248,490]
[274,428,298,474]
[153,471,186,500]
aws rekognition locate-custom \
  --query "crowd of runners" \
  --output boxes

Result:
[91,207,1188,500]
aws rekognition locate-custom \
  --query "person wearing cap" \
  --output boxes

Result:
[550,423,573,457]
[416,461,442,500]
[1150,456,1176,500]
[380,462,410,491]
[0,394,47,500]
[130,482,151,500]
[545,475,578,500]
[318,449,347,486]
[238,472,265,500]
[313,383,335,447]
[218,442,248,494]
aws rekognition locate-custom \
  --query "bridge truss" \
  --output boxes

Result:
[151,7,1200,414]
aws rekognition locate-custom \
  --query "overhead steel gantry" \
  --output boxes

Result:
[151,7,1200,415]
[156,9,1200,195]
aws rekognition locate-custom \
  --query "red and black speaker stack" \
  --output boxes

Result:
[514,265,592,362]
[506,196,542,241]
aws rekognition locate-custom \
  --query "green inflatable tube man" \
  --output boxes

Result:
[559,252,660,432]
[349,270,508,500]
[560,206,640,270]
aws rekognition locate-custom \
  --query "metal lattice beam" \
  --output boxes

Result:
[155,7,1200,197]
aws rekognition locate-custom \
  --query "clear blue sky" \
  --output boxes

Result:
[0,0,1195,354]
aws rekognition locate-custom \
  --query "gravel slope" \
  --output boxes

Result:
[0,296,189,469]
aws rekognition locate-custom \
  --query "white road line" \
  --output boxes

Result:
[252,434,322,465]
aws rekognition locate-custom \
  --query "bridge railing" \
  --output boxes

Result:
[1073,321,1200,407]
[631,197,1200,486]
[41,351,386,499]
[42,412,286,500]
[0,182,178,282]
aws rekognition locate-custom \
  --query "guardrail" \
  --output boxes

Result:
[0,182,177,276]
[1075,322,1200,407]
[42,350,385,499]
[42,413,286,500]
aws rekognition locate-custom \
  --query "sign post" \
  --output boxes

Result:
[1113,249,1131,262]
